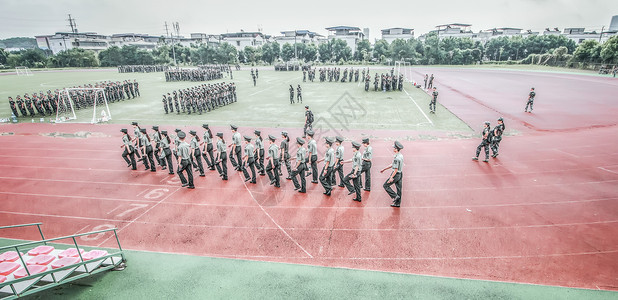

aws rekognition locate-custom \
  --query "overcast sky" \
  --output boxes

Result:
[1,0,616,40]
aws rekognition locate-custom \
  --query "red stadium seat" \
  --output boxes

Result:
[0,251,22,263]
[58,248,85,258]
[27,245,54,256]
[0,262,20,276]
[0,275,6,283]
[82,250,108,261]
[13,265,48,279]
[51,257,80,269]
[26,255,55,266]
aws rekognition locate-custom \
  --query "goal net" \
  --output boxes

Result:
[15,66,33,76]
[55,88,111,124]
[394,61,411,82]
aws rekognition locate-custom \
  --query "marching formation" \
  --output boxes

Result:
[120,122,405,207]
[7,80,140,118]
[118,65,169,73]
[162,82,237,115]
[165,65,228,82]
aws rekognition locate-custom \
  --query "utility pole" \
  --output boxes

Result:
[165,21,177,66]
[599,26,605,43]
[67,14,77,33]
[294,30,298,59]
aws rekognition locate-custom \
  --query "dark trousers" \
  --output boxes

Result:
[177,159,194,187]
[122,146,136,170]
[360,161,372,190]
[320,166,334,192]
[154,146,163,166]
[257,149,265,174]
[282,155,292,178]
[266,159,280,187]
[383,172,403,203]
[291,164,306,192]
[344,171,361,200]
[310,155,318,182]
[144,145,156,171]
[430,100,436,112]
[215,153,228,179]
[202,144,215,169]
[525,100,534,111]
[303,123,312,137]
[193,149,204,175]
[332,162,344,186]
[162,148,174,174]
[476,139,490,159]
[230,145,241,168]
[491,137,502,155]
[242,158,256,183]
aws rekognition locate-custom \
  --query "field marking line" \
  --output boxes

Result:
[0,191,159,203]
[2,147,117,153]
[403,87,433,126]
[73,225,90,235]
[598,166,618,175]
[106,205,123,215]
[240,173,313,258]
[96,186,181,247]
[554,149,580,158]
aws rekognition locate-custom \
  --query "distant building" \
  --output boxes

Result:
[436,23,475,39]
[109,33,160,50]
[221,31,267,51]
[610,15,618,31]
[35,32,110,55]
[190,33,223,47]
[273,30,325,45]
[325,26,365,53]
[381,28,414,44]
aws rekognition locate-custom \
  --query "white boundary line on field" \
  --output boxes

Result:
[403,87,433,126]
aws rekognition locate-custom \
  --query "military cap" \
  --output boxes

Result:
[120,128,128,133]
[216,132,223,138]
[531,87,535,90]
[175,128,181,132]
[394,141,404,150]
[230,124,238,130]
[161,130,167,135]
[484,121,491,126]
[243,135,252,141]
[296,137,305,145]
[335,136,344,143]
[362,138,369,144]
[268,134,276,141]
[497,117,504,121]
[152,125,159,130]
[325,137,334,145]
[281,131,288,137]
[189,130,196,135]
[131,122,138,126]
[177,131,186,139]
[352,141,361,149]
[202,124,209,129]
[306,130,314,137]
[140,128,146,133]
[254,130,261,135]
[305,105,309,109]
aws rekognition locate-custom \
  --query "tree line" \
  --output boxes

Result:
[0,34,616,69]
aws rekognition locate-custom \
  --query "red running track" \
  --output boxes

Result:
[0,70,617,291]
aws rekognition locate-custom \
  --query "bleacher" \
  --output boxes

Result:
[0,223,125,299]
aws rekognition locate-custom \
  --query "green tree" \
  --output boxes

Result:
[0,48,7,65]
[573,40,601,62]
[261,43,275,64]
[600,35,618,63]
[331,39,352,62]
[303,43,318,62]
[271,42,281,61]
[318,42,332,62]
[281,43,295,61]
[215,43,237,64]
[354,39,371,61]
[51,48,100,67]
[373,39,390,61]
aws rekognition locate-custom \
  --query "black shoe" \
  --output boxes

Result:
[298,190,306,193]
[127,163,132,168]
[311,180,319,184]
[323,191,331,196]
[353,198,361,202]
[187,186,195,189]
[390,203,400,207]
[274,184,280,188]
[162,166,167,170]
[222,177,228,181]
[151,169,156,172]
[244,177,251,182]
[472,157,478,161]
[131,168,137,170]
[483,158,489,162]
[493,153,499,158]
[294,186,300,191]
[260,173,266,176]
[182,183,188,187]
[209,167,216,170]
[199,174,206,177]
[286,177,292,180]
[338,184,345,188]
[348,191,354,195]
[169,172,174,175]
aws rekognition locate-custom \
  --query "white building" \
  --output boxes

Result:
[273,30,325,45]
[221,31,266,51]
[109,33,160,50]
[35,32,110,54]
[325,26,365,53]
[190,33,222,47]
[381,28,414,44]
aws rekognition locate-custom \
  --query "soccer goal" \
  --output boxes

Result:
[15,66,33,76]
[56,88,111,124]
[394,61,411,82]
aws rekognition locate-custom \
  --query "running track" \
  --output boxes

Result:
[1,69,617,291]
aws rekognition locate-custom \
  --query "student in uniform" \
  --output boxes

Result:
[266,135,281,188]
[176,131,195,189]
[172,128,182,160]
[491,117,505,158]
[430,87,438,113]
[318,137,336,196]
[254,130,265,176]
[229,125,242,170]
[120,129,137,170]
[306,130,319,184]
[152,126,164,168]
[189,130,205,177]
[359,138,372,191]
[343,141,362,201]
[131,122,142,160]
[332,136,345,187]
[160,130,174,174]
[201,124,216,170]
[280,131,292,179]
[214,132,228,180]
[525,87,536,113]
[241,136,257,184]
[291,137,307,193]
[473,121,491,162]
[381,141,404,207]
[140,128,156,172]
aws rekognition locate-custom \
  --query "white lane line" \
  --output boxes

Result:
[598,166,618,175]
[96,187,180,247]
[240,174,313,258]
[554,149,580,158]
[403,87,433,126]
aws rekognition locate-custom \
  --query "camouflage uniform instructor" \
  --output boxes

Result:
[472,121,491,162]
